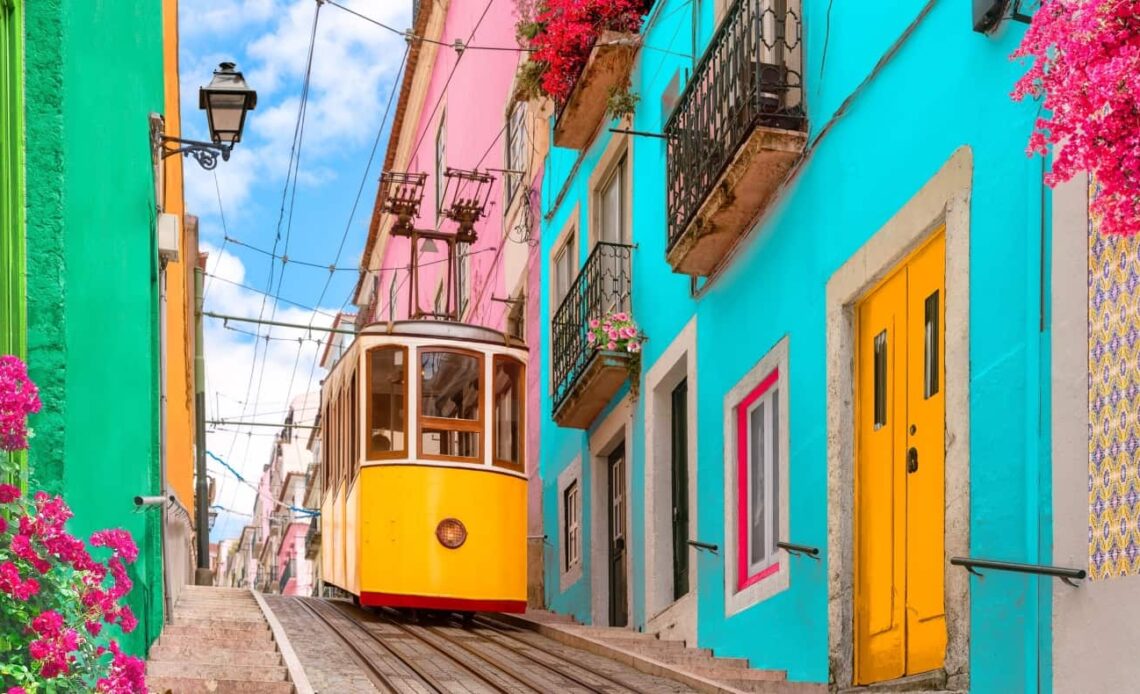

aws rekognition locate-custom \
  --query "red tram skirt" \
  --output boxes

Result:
[360,591,526,614]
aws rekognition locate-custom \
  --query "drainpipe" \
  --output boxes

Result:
[194,264,212,586]
[159,262,174,619]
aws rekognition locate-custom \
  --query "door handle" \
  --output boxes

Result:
[907,447,919,474]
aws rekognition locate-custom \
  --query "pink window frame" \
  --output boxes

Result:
[736,367,780,592]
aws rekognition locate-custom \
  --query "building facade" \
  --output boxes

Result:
[353,0,547,604]
[249,393,318,594]
[534,1,1060,691]
[17,0,192,655]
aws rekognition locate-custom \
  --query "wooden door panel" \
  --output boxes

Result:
[904,234,947,675]
[855,268,908,684]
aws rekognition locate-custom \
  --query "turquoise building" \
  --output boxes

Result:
[535,1,1060,691]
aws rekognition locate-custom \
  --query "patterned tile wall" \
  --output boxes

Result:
[1089,183,1140,579]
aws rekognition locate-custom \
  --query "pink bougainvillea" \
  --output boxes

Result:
[519,0,652,104]
[0,355,41,451]
[1012,0,1140,236]
[0,357,147,693]
[587,311,642,354]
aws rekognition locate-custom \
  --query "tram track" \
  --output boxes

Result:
[293,597,402,693]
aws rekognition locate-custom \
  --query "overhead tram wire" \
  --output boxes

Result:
[217,1,323,518]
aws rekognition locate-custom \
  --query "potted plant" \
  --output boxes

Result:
[587,311,644,398]
[515,0,653,148]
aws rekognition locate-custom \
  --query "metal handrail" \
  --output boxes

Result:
[664,0,804,251]
[687,540,719,554]
[949,556,1087,587]
[776,541,820,560]
[551,242,634,412]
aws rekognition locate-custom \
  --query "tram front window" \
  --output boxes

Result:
[368,347,407,459]
[420,350,483,461]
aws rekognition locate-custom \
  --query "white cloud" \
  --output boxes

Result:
[182,0,411,220]
[200,242,335,541]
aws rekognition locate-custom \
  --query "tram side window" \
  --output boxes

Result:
[492,357,524,471]
[368,347,407,459]
[420,350,482,461]
[349,371,358,475]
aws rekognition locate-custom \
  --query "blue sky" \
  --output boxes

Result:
[178,0,412,542]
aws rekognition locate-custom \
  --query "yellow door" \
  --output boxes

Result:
[855,232,946,684]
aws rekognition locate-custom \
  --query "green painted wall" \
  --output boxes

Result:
[24,0,165,655]
[1,0,26,481]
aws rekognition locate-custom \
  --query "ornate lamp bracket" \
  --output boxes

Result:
[149,114,232,171]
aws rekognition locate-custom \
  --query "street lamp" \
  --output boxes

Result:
[153,62,257,170]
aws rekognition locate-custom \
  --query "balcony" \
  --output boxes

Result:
[304,517,320,560]
[664,0,805,277]
[552,243,633,429]
[278,559,294,594]
[553,31,640,150]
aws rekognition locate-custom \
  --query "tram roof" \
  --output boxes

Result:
[357,320,526,350]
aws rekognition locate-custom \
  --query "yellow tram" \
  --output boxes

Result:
[318,320,528,613]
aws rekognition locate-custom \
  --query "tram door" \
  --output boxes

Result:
[608,442,628,627]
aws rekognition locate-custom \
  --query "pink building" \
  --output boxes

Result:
[354,0,550,604]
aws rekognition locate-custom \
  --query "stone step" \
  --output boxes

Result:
[171,616,271,630]
[566,626,656,639]
[657,655,753,670]
[148,644,283,667]
[180,585,251,593]
[157,635,279,653]
[162,625,273,642]
[146,677,294,694]
[175,599,261,609]
[147,661,288,683]
[600,636,704,654]
[718,679,826,693]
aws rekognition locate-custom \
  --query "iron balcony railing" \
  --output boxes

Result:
[278,559,294,594]
[552,242,633,412]
[664,0,804,251]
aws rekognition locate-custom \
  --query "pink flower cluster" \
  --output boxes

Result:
[0,355,41,451]
[587,311,642,354]
[0,482,146,692]
[1012,0,1140,236]
[524,0,651,104]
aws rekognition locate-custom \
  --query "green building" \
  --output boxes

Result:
[4,0,168,654]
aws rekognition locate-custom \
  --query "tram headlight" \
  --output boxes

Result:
[435,518,467,549]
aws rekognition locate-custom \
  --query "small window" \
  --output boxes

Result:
[419,349,483,462]
[597,155,629,246]
[873,330,887,429]
[553,230,577,307]
[737,369,781,588]
[564,481,581,569]
[724,336,790,614]
[492,357,525,471]
[505,102,527,206]
[457,241,470,317]
[435,111,446,217]
[349,370,359,475]
[507,297,525,340]
[367,347,407,459]
[924,291,939,399]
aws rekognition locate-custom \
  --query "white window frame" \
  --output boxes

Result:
[553,226,577,309]
[595,153,629,247]
[723,336,790,616]
[557,456,584,591]
[435,110,446,219]
[505,101,527,208]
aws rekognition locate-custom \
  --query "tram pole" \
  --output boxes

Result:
[194,263,213,586]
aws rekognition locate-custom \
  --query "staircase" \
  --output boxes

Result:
[501,611,826,694]
[146,586,294,694]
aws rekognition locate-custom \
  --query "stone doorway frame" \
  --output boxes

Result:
[824,147,972,691]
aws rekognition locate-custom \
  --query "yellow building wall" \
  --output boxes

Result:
[162,0,195,509]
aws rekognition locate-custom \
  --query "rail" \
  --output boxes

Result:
[664,0,804,251]
[949,556,1087,587]
[551,242,634,411]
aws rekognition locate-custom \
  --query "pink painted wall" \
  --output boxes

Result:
[277,522,310,596]
[371,0,519,326]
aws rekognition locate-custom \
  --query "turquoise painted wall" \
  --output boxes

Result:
[24,0,165,656]
[539,1,1053,690]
